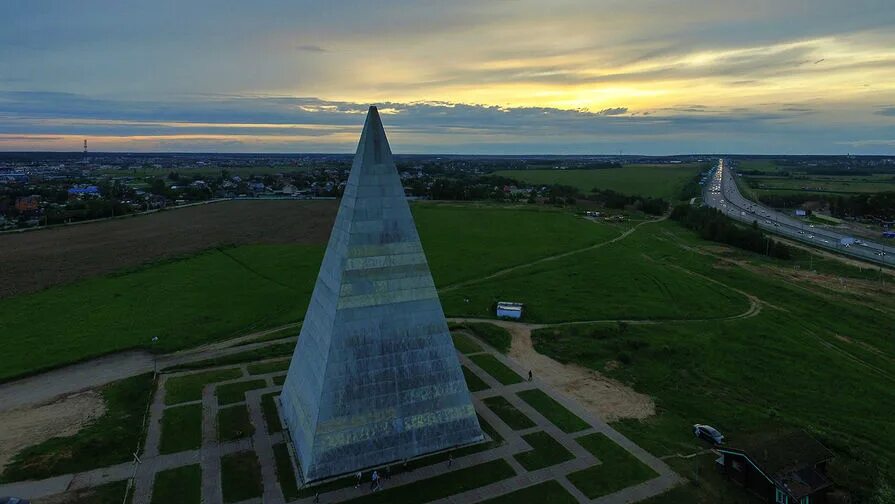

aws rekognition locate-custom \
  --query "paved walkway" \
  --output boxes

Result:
[1,332,682,504]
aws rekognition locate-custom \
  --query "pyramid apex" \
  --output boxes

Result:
[356,104,391,165]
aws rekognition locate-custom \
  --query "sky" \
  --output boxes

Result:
[1,0,894,155]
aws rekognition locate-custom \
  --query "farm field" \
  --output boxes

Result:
[0,203,620,381]
[745,174,895,196]
[495,163,706,200]
[0,199,337,299]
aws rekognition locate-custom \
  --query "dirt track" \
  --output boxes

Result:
[0,200,337,299]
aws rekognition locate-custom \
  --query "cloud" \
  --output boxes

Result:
[296,44,327,53]
[596,107,628,116]
[878,107,895,116]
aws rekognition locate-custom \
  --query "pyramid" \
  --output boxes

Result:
[280,106,483,482]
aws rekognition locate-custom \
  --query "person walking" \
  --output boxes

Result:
[354,470,362,488]
[528,370,533,382]
[371,470,380,492]
[448,452,453,468]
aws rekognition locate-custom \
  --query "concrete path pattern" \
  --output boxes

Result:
[1,329,682,504]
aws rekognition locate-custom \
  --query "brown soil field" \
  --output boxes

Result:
[0,200,337,299]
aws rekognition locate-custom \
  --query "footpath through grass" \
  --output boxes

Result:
[151,464,201,504]
[159,403,202,454]
[247,357,291,375]
[469,354,523,385]
[483,396,535,430]
[517,389,589,433]
[480,480,578,504]
[513,431,574,470]
[164,368,242,405]
[567,433,658,498]
[452,322,512,353]
[1,373,154,482]
[167,342,295,372]
[343,458,516,504]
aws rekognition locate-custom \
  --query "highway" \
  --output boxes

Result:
[702,159,895,268]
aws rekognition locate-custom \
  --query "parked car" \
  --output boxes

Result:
[693,424,724,445]
[0,498,31,504]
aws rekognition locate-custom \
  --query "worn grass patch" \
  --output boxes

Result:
[216,379,267,406]
[218,404,254,442]
[272,443,300,501]
[483,396,535,430]
[1,373,154,482]
[567,433,658,498]
[221,450,263,503]
[247,358,291,375]
[151,464,201,504]
[164,368,242,405]
[343,458,516,504]
[462,365,490,392]
[451,332,484,354]
[513,431,575,470]
[517,389,589,433]
[468,354,523,385]
[480,480,578,504]
[159,403,202,454]
[261,392,283,433]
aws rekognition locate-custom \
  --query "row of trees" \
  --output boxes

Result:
[671,204,792,259]
[590,188,668,216]
[758,191,895,222]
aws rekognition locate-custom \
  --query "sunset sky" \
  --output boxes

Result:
[2,0,894,154]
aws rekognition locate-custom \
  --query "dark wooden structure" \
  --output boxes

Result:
[717,430,834,504]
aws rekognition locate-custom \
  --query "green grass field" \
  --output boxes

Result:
[517,389,589,433]
[216,379,267,405]
[221,451,263,503]
[218,404,255,442]
[151,464,202,504]
[480,480,578,504]
[513,431,575,470]
[165,368,242,405]
[745,174,895,196]
[495,163,706,200]
[482,396,536,430]
[247,358,291,375]
[261,392,283,433]
[452,322,512,353]
[159,404,203,453]
[469,354,524,385]
[567,433,658,498]
[272,443,300,501]
[462,365,491,392]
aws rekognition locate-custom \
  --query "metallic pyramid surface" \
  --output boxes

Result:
[280,106,483,482]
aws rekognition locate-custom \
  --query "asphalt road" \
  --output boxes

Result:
[702,159,895,267]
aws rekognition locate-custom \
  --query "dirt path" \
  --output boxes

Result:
[0,391,106,471]
[441,214,667,293]
[451,318,655,422]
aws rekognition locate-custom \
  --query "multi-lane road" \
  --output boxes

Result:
[702,159,895,267]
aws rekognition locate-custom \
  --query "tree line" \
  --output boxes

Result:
[671,204,792,259]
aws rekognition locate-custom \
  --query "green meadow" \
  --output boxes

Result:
[495,163,706,200]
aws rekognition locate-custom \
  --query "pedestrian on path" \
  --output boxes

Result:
[313,492,320,503]
[528,370,533,382]
[371,470,380,491]
[355,470,362,488]
[448,452,453,468]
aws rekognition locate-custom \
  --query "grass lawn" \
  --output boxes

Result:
[164,368,242,405]
[216,379,267,405]
[235,324,299,346]
[482,396,535,430]
[272,443,300,501]
[273,374,286,385]
[1,373,154,482]
[261,392,283,433]
[462,365,490,392]
[159,403,203,454]
[453,322,512,353]
[167,342,295,372]
[516,389,589,433]
[451,332,484,354]
[495,163,706,200]
[218,404,255,442]
[221,450,263,503]
[567,433,658,499]
[479,480,578,504]
[151,464,201,504]
[513,431,574,470]
[247,357,291,375]
[343,458,516,504]
[0,244,321,382]
[468,354,523,385]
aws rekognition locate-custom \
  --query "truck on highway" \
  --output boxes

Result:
[840,237,856,247]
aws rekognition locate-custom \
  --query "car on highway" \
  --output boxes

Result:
[693,424,724,445]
